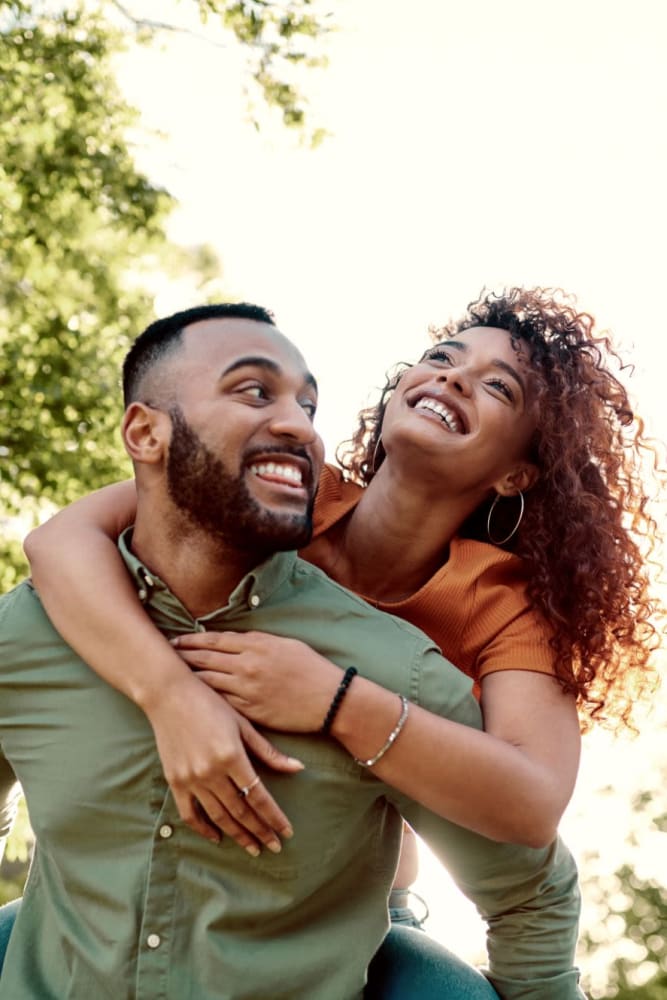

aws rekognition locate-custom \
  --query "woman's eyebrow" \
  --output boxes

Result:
[429,341,526,396]
[491,358,526,396]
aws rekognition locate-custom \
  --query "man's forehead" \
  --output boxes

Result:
[182,317,313,381]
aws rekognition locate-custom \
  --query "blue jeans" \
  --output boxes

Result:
[366,923,500,1000]
[0,898,20,974]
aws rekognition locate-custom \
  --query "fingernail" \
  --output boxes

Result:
[208,835,221,845]
[288,758,305,770]
[267,839,282,854]
[281,825,294,839]
[245,844,261,857]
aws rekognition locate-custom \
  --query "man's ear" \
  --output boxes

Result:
[122,403,169,465]
[492,461,539,498]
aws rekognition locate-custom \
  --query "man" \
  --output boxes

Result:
[0,304,582,999]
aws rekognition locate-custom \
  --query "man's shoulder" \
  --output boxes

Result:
[290,556,438,651]
[0,580,62,648]
[0,579,38,620]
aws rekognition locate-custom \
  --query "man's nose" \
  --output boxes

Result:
[269,399,317,442]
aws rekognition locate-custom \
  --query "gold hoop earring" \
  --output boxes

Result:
[486,491,524,546]
[371,435,384,474]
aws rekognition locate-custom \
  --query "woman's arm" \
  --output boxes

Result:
[173,630,581,847]
[24,485,303,854]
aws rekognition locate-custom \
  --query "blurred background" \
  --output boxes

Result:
[1,2,665,996]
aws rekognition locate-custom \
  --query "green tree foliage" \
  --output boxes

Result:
[129,0,332,142]
[0,1,331,591]
[579,774,667,999]
[0,4,171,589]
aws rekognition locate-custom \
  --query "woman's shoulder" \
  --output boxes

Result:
[450,536,528,577]
[447,536,536,614]
[448,538,555,678]
[311,464,363,538]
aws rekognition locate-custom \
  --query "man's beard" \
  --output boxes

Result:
[165,406,315,556]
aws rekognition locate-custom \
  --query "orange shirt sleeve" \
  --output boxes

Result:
[462,550,556,681]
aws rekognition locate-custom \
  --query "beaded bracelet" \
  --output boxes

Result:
[354,695,409,768]
[321,666,358,735]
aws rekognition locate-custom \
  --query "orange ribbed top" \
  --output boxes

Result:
[300,464,555,684]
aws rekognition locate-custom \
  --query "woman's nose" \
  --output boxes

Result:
[436,367,473,397]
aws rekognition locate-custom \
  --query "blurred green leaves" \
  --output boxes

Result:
[579,773,667,998]
[0,1,331,589]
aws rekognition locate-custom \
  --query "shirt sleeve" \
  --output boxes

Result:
[400,806,584,999]
[0,589,26,862]
[397,643,584,1000]
[0,754,19,865]
[467,557,557,681]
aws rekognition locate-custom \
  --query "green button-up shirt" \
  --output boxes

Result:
[0,534,582,999]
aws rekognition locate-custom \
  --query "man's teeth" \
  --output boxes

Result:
[415,398,462,433]
[249,462,304,485]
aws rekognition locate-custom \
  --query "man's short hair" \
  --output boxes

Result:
[122,303,275,406]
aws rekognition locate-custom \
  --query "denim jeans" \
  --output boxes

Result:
[0,898,20,975]
[365,922,500,1000]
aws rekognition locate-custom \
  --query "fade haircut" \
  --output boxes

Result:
[122,303,275,406]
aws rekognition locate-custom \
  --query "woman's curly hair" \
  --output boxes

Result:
[337,287,665,730]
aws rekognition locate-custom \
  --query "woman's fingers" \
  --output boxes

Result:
[238,717,304,775]
[178,650,235,678]
[172,630,245,652]
[171,788,223,844]
[146,678,297,851]
[192,777,288,854]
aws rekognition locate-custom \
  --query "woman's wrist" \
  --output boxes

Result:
[329,674,406,761]
[130,645,197,714]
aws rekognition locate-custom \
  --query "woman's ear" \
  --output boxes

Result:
[493,461,539,498]
[122,403,169,465]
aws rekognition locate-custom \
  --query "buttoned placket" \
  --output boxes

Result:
[134,794,182,998]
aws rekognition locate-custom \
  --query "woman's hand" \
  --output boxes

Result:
[171,631,344,732]
[143,673,304,854]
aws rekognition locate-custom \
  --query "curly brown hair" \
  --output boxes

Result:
[336,287,665,730]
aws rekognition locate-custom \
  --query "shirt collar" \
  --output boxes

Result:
[118,528,298,629]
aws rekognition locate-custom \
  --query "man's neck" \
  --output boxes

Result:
[130,509,261,619]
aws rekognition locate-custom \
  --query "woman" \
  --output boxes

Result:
[23,288,662,994]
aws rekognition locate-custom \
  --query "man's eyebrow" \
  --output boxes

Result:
[220,356,318,394]
[429,340,526,396]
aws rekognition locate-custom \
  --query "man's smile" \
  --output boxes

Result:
[248,461,305,489]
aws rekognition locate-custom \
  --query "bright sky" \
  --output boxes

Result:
[117,0,666,985]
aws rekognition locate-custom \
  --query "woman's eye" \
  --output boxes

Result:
[487,379,513,402]
[424,349,453,366]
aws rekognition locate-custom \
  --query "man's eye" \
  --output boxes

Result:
[301,400,317,419]
[239,384,267,400]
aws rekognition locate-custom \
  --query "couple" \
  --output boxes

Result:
[1,289,659,997]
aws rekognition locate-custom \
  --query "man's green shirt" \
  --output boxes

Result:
[0,535,582,999]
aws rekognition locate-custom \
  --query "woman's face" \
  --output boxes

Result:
[381,326,538,494]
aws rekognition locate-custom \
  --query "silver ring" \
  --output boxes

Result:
[238,776,261,799]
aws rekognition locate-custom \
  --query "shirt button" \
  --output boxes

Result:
[147,933,161,949]
[159,824,173,839]
[249,594,261,608]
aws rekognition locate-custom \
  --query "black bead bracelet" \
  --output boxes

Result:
[321,666,358,735]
